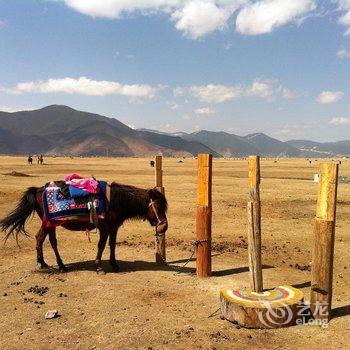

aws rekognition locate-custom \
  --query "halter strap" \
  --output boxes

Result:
[149,199,162,225]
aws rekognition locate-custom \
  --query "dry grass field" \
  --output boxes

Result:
[0,156,349,349]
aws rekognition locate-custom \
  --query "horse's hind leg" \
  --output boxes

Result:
[36,226,49,269]
[109,227,120,272]
[95,226,109,274]
[48,229,67,272]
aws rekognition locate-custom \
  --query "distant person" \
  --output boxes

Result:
[27,155,33,164]
[39,154,44,165]
[37,155,40,164]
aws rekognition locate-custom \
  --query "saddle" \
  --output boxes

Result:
[42,177,110,228]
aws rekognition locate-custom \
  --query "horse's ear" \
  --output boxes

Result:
[147,188,158,200]
[147,188,154,200]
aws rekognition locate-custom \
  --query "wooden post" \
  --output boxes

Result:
[247,156,263,292]
[196,154,212,277]
[155,155,166,264]
[310,162,338,322]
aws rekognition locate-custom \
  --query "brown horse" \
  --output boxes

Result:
[0,183,168,273]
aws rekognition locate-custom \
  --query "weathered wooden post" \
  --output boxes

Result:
[196,154,212,277]
[247,155,263,292]
[310,162,339,322]
[155,155,166,264]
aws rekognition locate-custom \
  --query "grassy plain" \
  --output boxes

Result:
[0,156,349,349]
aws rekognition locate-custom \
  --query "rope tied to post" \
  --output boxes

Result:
[153,231,211,274]
[173,238,211,275]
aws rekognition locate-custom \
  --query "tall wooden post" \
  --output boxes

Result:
[155,155,166,264]
[247,156,263,292]
[196,154,212,277]
[310,162,338,322]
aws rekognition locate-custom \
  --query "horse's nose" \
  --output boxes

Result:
[157,220,168,233]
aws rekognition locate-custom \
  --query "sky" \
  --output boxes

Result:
[0,0,350,142]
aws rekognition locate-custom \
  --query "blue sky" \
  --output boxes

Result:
[0,0,350,141]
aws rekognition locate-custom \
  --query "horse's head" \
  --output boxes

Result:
[146,188,168,234]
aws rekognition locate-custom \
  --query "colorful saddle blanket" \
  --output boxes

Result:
[43,181,107,223]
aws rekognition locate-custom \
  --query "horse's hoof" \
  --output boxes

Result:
[37,262,49,270]
[96,267,106,275]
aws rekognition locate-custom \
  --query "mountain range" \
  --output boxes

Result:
[0,105,349,158]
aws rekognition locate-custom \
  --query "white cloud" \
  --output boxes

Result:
[171,1,233,39]
[316,90,344,104]
[246,79,275,99]
[340,13,350,36]
[276,122,317,140]
[195,107,215,115]
[330,116,350,125]
[176,78,294,103]
[62,0,322,39]
[335,0,350,35]
[173,87,186,97]
[3,77,157,98]
[281,87,297,99]
[189,84,242,103]
[236,0,316,35]
[171,102,181,109]
[0,105,34,113]
[64,0,175,19]
[181,114,191,120]
[337,47,350,58]
[64,0,245,39]
[329,117,350,126]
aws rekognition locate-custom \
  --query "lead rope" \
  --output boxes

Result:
[150,199,211,274]
[154,229,210,275]
[173,239,210,275]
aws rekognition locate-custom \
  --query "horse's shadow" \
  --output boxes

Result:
[46,258,274,277]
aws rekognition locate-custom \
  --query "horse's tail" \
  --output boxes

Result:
[0,187,38,242]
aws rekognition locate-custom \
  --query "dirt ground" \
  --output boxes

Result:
[0,156,349,350]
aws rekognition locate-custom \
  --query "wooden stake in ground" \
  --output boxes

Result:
[247,155,263,292]
[310,162,339,322]
[196,154,212,277]
[154,155,166,264]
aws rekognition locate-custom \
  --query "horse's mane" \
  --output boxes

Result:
[109,182,167,221]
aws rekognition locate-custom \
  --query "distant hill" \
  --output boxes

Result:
[287,140,350,157]
[244,133,301,157]
[139,130,221,157]
[0,105,217,157]
[1,105,349,157]
[182,130,302,157]
[182,130,259,157]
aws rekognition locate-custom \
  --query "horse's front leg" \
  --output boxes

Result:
[35,226,49,269]
[109,226,120,272]
[95,225,109,274]
[48,229,67,272]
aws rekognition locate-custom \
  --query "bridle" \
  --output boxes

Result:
[149,199,167,237]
